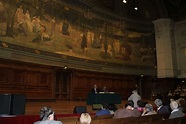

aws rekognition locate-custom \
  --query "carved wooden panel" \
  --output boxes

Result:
[0,60,55,100]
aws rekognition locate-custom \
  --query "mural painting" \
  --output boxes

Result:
[0,0,156,66]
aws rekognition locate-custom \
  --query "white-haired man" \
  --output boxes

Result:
[169,100,184,119]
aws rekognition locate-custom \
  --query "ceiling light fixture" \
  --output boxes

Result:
[134,7,138,10]
[123,0,127,3]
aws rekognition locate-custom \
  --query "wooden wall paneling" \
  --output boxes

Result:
[55,70,71,100]
[0,60,56,100]
[70,70,138,100]
[0,68,11,84]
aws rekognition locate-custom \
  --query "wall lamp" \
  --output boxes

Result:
[64,65,68,69]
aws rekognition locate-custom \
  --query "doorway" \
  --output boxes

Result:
[55,70,71,100]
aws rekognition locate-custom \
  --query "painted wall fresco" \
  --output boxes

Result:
[0,0,156,65]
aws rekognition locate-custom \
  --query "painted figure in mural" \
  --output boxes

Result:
[32,24,52,44]
[15,5,24,24]
[14,5,28,37]
[14,19,28,37]
[81,33,88,52]
[92,34,101,49]
[35,16,42,33]
[86,30,94,47]
[0,2,5,23]
[120,43,132,60]
[25,10,33,32]
[0,1,156,65]
[62,19,69,35]
[50,17,56,37]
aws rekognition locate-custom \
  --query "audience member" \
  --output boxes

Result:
[108,103,118,114]
[33,106,62,124]
[177,98,186,113]
[79,113,91,124]
[136,100,145,113]
[154,99,170,114]
[113,100,141,118]
[169,100,184,119]
[141,103,157,116]
[128,90,141,108]
[95,103,110,116]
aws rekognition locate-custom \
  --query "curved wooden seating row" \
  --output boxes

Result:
[75,114,185,124]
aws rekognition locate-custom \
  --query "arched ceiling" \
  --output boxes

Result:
[82,0,186,22]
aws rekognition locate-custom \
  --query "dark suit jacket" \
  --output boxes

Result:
[157,105,170,114]
[91,88,99,93]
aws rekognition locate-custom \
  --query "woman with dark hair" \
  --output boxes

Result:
[33,106,62,124]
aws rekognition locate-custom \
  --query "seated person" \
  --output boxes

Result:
[136,100,145,113]
[91,84,99,93]
[101,86,108,93]
[169,100,184,119]
[79,113,91,124]
[113,100,141,118]
[33,106,62,124]
[154,99,170,114]
[141,103,157,116]
[177,98,186,113]
[95,103,111,116]
[108,103,118,114]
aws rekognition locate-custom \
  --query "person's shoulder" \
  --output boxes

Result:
[53,120,62,124]
[33,121,40,124]
[49,120,62,124]
[36,120,62,124]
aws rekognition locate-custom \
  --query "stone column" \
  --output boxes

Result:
[153,19,178,78]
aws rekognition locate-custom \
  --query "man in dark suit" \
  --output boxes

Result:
[91,84,99,93]
[154,99,170,114]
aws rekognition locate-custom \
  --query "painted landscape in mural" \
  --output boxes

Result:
[0,0,156,65]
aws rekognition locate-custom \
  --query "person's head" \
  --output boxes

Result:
[132,90,137,94]
[39,106,54,121]
[177,98,185,107]
[79,113,91,124]
[145,103,154,112]
[102,103,109,110]
[103,86,106,90]
[94,85,97,89]
[125,100,134,109]
[137,100,145,107]
[170,101,178,111]
[109,103,117,112]
[154,99,162,107]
